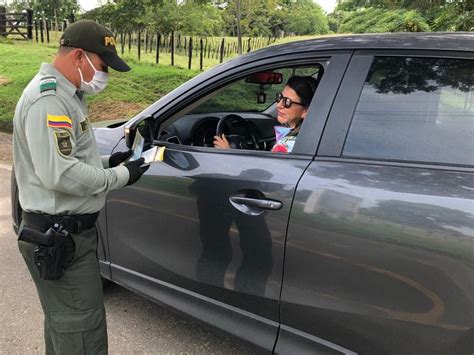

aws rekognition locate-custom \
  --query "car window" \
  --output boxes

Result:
[191,66,322,114]
[343,56,474,166]
[158,64,325,151]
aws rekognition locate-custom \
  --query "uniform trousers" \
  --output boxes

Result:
[18,223,108,355]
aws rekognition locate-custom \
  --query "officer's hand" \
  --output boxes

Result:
[124,158,149,186]
[109,150,133,168]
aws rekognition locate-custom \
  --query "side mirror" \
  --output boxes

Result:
[124,116,154,149]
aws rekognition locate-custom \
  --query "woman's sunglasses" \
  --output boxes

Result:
[275,93,305,108]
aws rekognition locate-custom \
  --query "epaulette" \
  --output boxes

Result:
[39,76,57,94]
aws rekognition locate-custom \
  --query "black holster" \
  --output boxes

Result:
[19,224,69,280]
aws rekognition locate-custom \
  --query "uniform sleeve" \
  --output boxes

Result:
[101,155,111,168]
[24,96,129,196]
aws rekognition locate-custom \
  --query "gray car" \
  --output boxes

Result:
[12,33,474,354]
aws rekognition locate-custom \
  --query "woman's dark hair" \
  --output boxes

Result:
[285,75,319,107]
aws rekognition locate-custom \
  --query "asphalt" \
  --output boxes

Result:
[0,145,259,354]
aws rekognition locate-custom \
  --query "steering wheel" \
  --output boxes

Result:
[216,114,259,150]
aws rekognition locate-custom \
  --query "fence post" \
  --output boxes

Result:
[46,19,50,43]
[0,6,5,37]
[247,38,251,52]
[156,32,160,64]
[188,36,193,70]
[171,31,175,66]
[34,19,38,42]
[40,17,44,43]
[145,31,148,53]
[200,38,203,71]
[27,9,33,40]
[53,9,57,32]
[120,32,124,54]
[137,31,141,61]
[219,38,225,63]
[128,32,131,52]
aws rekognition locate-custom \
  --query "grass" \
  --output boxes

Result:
[0,32,322,133]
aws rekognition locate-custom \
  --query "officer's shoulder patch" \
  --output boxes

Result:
[47,114,72,130]
[80,119,89,132]
[54,131,73,157]
[39,76,57,93]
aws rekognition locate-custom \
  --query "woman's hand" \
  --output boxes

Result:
[213,134,231,149]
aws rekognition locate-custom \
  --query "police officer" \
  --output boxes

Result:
[13,20,147,354]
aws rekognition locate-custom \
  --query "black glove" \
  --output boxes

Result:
[109,150,133,168]
[124,158,149,186]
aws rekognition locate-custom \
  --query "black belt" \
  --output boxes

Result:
[22,211,99,234]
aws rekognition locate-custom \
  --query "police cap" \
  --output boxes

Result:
[60,20,130,72]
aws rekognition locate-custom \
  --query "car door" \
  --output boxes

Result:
[104,54,351,350]
[277,52,474,354]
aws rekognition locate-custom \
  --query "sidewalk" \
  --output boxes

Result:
[0,132,12,165]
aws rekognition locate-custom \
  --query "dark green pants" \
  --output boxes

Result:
[18,224,108,355]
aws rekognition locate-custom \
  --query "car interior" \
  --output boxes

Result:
[154,63,327,152]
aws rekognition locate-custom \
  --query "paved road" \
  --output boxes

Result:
[0,164,259,354]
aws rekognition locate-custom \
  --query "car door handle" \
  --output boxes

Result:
[229,196,282,210]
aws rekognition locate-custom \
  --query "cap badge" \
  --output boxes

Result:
[104,36,117,47]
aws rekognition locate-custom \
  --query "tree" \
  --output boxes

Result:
[336,0,472,32]
[222,0,282,37]
[236,0,242,54]
[146,1,181,34]
[284,1,329,35]
[9,0,79,23]
[339,7,430,33]
[433,2,474,31]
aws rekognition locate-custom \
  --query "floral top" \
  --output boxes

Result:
[271,125,299,153]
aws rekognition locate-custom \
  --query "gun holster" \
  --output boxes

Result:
[19,223,69,281]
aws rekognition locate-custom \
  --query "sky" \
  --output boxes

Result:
[78,0,337,13]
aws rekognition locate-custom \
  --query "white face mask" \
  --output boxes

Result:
[78,52,108,95]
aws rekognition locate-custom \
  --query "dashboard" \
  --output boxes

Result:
[158,112,278,150]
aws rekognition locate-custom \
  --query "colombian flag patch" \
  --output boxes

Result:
[47,115,72,130]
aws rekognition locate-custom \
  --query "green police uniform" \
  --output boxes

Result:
[13,20,134,355]
[13,62,128,355]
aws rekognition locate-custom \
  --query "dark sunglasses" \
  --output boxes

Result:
[275,93,305,108]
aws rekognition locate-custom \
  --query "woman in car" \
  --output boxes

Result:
[213,75,318,153]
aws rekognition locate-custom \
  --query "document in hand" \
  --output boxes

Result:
[130,131,144,161]
[127,131,165,165]
[142,146,166,164]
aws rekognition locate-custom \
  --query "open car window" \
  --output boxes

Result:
[157,64,325,151]
[191,66,323,115]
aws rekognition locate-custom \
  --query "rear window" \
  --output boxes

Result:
[343,56,474,166]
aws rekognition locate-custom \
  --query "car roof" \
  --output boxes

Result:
[246,32,473,58]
